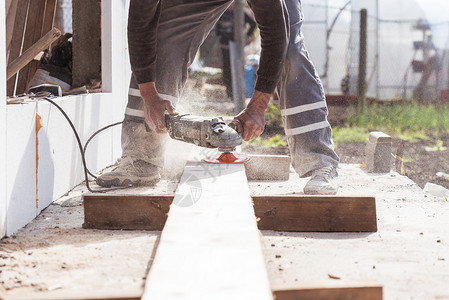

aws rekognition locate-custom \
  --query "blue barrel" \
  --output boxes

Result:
[245,64,255,98]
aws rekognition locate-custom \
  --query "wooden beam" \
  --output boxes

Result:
[141,163,273,299]
[254,195,377,232]
[7,27,61,80]
[83,194,172,231]
[273,284,383,300]
[82,194,376,232]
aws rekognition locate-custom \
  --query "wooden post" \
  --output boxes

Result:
[358,9,367,115]
[231,0,246,114]
[72,0,102,88]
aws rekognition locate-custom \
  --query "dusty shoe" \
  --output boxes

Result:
[303,165,338,195]
[96,157,161,187]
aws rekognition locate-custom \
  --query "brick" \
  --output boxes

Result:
[365,131,392,173]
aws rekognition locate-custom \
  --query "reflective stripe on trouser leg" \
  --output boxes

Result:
[122,0,232,167]
[278,0,339,177]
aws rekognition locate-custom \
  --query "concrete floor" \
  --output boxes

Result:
[1,162,448,299]
[256,164,449,299]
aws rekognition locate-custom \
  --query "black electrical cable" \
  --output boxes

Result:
[83,121,123,178]
[40,96,126,193]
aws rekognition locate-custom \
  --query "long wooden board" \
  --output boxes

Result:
[253,195,377,232]
[83,195,377,232]
[141,163,273,299]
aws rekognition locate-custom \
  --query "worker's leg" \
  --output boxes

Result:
[97,0,232,187]
[278,0,339,194]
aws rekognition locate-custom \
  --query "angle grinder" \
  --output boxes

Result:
[164,114,249,164]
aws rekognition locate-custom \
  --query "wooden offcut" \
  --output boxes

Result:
[141,163,273,299]
[273,284,383,300]
[83,194,173,231]
[254,195,377,232]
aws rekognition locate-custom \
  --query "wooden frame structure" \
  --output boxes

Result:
[6,0,58,96]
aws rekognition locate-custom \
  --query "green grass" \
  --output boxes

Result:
[335,102,449,143]
[332,126,369,146]
[242,134,288,149]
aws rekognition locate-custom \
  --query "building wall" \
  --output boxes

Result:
[1,0,131,237]
[1,0,8,237]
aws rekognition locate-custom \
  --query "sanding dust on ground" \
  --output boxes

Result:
[0,184,160,299]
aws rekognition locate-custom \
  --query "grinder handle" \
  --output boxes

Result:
[229,120,244,137]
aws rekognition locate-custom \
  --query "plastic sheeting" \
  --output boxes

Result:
[415,0,449,49]
[301,0,449,100]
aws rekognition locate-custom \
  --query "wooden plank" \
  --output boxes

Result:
[6,0,14,14]
[6,0,29,95]
[7,27,61,80]
[5,0,19,54]
[273,284,383,300]
[42,0,57,34]
[83,194,173,231]
[142,163,273,299]
[27,0,58,84]
[26,0,50,85]
[16,0,46,93]
[254,195,377,232]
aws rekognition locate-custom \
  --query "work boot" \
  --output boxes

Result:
[303,165,338,195]
[96,157,161,187]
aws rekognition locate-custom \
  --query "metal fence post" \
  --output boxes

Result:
[358,8,368,114]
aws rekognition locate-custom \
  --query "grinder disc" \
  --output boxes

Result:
[203,152,250,164]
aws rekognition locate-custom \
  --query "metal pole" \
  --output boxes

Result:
[375,0,380,100]
[358,9,367,114]
[231,0,246,114]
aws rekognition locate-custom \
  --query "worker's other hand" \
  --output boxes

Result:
[139,82,178,133]
[232,90,270,141]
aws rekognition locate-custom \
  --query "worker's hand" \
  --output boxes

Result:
[139,82,178,133]
[232,90,270,141]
